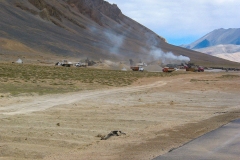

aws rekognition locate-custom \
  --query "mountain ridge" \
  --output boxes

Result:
[0,0,239,68]
[183,28,240,63]
[185,28,240,49]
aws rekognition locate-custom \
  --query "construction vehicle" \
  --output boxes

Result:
[129,59,145,71]
[162,64,176,72]
[130,66,144,71]
[55,60,73,67]
[75,62,87,67]
[185,63,204,72]
[198,66,204,72]
[162,67,176,72]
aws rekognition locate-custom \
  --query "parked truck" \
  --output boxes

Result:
[162,64,176,72]
[185,63,204,72]
[130,66,144,71]
[75,62,87,67]
[55,60,73,67]
[162,67,176,72]
[129,59,145,71]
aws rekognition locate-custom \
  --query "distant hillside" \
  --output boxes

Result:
[185,28,240,49]
[0,0,239,68]
[195,44,240,63]
[182,28,240,63]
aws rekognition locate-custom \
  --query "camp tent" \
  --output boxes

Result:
[16,59,23,64]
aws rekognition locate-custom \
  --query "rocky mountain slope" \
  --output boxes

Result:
[183,28,240,63]
[0,0,239,67]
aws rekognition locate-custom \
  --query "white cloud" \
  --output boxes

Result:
[107,0,240,45]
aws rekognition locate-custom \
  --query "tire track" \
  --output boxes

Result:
[0,80,167,115]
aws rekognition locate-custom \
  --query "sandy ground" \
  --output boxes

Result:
[0,71,240,160]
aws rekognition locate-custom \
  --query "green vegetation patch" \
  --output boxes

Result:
[0,63,181,96]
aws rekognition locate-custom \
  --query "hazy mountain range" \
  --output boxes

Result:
[0,0,239,67]
[183,28,240,63]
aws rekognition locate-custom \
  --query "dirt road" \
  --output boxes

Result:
[0,80,167,115]
[0,72,240,160]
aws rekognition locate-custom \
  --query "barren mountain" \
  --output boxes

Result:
[183,28,240,63]
[0,0,239,67]
[185,28,240,49]
[195,44,240,63]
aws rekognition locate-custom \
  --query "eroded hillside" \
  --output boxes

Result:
[0,0,239,67]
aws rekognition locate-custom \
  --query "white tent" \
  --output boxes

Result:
[16,59,23,64]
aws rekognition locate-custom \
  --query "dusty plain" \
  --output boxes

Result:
[0,65,240,160]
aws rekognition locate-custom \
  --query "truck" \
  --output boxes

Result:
[129,60,145,71]
[198,66,204,72]
[75,62,87,67]
[185,63,204,72]
[162,67,176,72]
[162,64,176,72]
[130,66,144,71]
[55,60,73,67]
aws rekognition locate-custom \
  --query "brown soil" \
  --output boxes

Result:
[0,71,240,160]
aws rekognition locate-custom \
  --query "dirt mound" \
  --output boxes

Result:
[92,60,130,70]
[144,64,163,72]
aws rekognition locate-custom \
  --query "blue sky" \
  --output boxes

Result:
[107,0,240,46]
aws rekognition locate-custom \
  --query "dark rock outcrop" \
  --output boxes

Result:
[67,0,122,25]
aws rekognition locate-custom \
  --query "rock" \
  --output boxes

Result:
[101,130,126,140]
[39,8,50,21]
[67,0,123,25]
